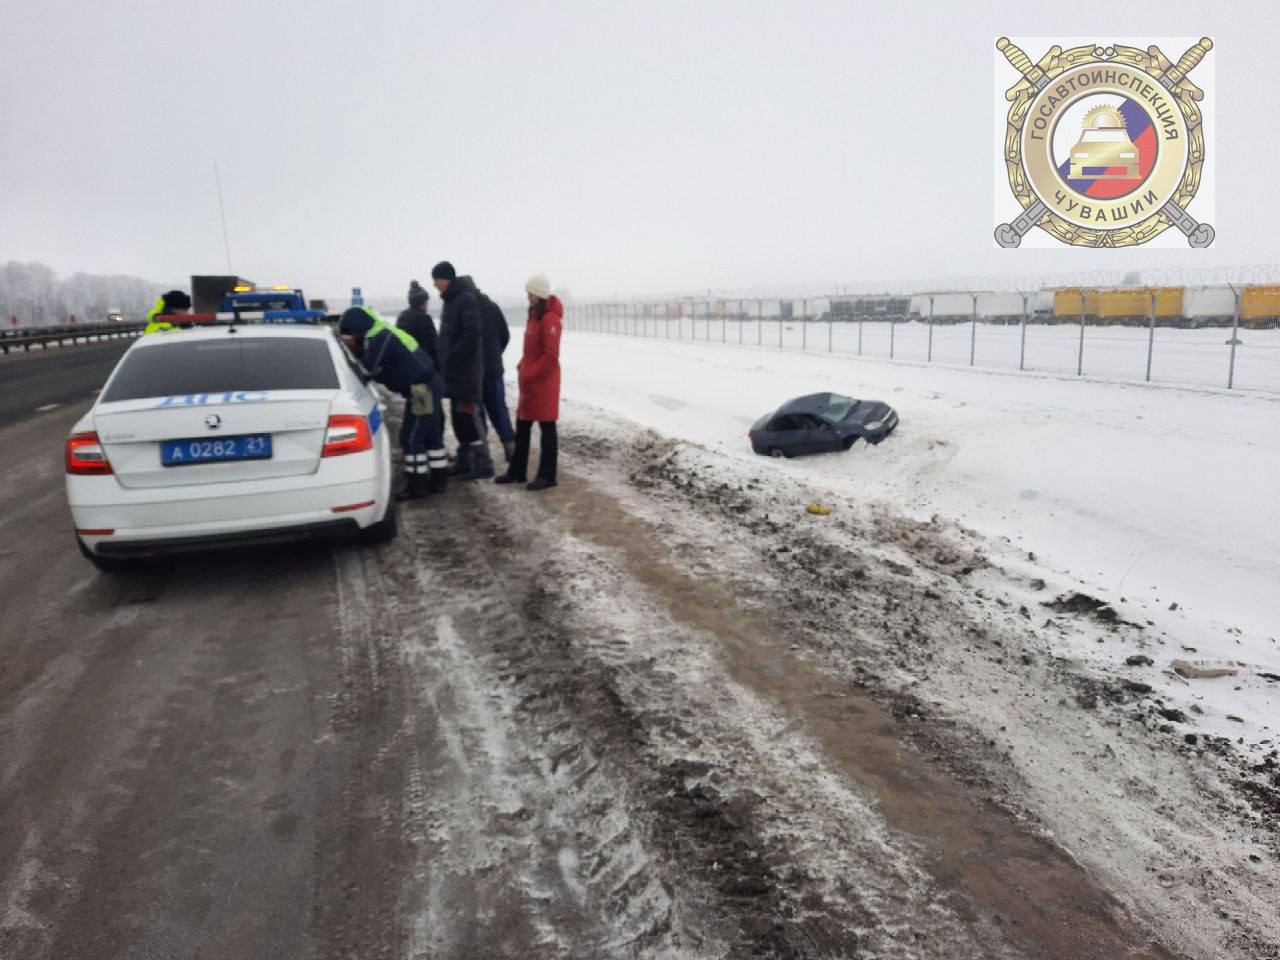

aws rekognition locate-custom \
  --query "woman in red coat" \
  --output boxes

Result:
[496,273,562,491]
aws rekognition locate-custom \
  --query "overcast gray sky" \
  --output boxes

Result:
[2,0,1275,302]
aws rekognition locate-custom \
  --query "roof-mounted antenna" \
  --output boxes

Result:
[214,160,233,274]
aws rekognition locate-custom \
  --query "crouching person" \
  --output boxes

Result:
[339,306,448,499]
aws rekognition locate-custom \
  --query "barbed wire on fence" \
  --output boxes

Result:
[564,268,1280,394]
[582,264,1280,306]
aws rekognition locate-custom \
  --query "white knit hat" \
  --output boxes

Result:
[524,273,552,299]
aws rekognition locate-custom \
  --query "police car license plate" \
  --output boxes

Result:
[161,434,272,466]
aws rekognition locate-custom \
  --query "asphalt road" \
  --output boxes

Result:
[0,338,133,429]
[0,343,436,958]
[0,351,360,958]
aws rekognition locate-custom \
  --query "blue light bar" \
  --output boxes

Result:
[263,309,326,322]
[211,309,327,324]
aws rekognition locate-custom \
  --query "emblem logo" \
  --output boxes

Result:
[995,37,1214,248]
[205,414,221,429]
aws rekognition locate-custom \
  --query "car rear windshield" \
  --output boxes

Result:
[102,337,338,402]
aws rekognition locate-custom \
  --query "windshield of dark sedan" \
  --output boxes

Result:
[819,394,859,423]
[102,337,338,402]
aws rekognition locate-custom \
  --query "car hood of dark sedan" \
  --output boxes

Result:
[839,400,893,426]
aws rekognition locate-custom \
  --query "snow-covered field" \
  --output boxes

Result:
[586,317,1280,393]
[527,328,1280,753]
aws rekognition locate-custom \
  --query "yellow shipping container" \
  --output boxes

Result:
[1156,287,1184,318]
[1096,287,1183,319]
[1054,287,1183,320]
[1053,288,1092,317]
[1242,285,1280,320]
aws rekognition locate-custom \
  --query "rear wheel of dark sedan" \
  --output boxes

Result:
[768,447,789,459]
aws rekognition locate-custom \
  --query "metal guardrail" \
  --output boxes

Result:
[0,322,146,355]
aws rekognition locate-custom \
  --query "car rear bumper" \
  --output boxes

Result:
[70,476,387,556]
[90,518,361,557]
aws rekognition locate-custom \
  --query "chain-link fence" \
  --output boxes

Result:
[564,274,1280,394]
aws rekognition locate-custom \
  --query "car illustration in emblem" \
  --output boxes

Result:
[205,414,221,429]
[1068,105,1139,180]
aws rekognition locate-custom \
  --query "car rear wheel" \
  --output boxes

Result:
[842,436,858,451]
[768,447,789,459]
[359,499,398,545]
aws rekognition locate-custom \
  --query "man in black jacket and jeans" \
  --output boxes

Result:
[475,286,515,462]
[396,280,439,367]
[432,261,494,481]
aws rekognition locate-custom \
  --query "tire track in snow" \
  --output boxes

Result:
[330,503,707,958]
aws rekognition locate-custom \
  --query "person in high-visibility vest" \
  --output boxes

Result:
[339,306,448,499]
[143,290,192,334]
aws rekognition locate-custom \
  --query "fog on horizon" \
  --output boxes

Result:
[2,0,1274,303]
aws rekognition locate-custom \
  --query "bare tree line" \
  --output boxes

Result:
[0,261,165,327]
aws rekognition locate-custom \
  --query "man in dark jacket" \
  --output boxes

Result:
[432,261,494,481]
[339,306,448,499]
[396,280,439,367]
[475,287,515,462]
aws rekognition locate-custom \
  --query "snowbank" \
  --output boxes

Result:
[516,329,1279,747]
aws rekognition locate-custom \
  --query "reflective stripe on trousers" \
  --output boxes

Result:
[403,449,446,475]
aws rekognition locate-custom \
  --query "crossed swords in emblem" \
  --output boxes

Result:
[995,37,1214,249]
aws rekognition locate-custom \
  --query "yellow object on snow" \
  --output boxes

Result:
[807,503,832,516]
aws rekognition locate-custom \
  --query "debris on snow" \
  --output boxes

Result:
[1171,659,1241,680]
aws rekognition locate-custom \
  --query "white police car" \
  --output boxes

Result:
[65,322,395,571]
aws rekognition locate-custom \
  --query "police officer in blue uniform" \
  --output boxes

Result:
[339,306,448,499]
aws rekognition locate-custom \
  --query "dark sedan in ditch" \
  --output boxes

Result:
[749,392,898,458]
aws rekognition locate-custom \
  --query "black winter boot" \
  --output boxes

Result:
[504,421,532,482]
[526,477,557,492]
[536,422,558,485]
[426,468,450,495]
[397,473,431,501]
[458,441,495,481]
[451,446,472,476]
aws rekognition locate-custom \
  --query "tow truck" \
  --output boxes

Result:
[182,277,329,325]
[219,282,328,322]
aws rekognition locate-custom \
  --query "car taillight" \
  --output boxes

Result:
[322,415,373,457]
[66,431,113,475]
[331,500,375,513]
